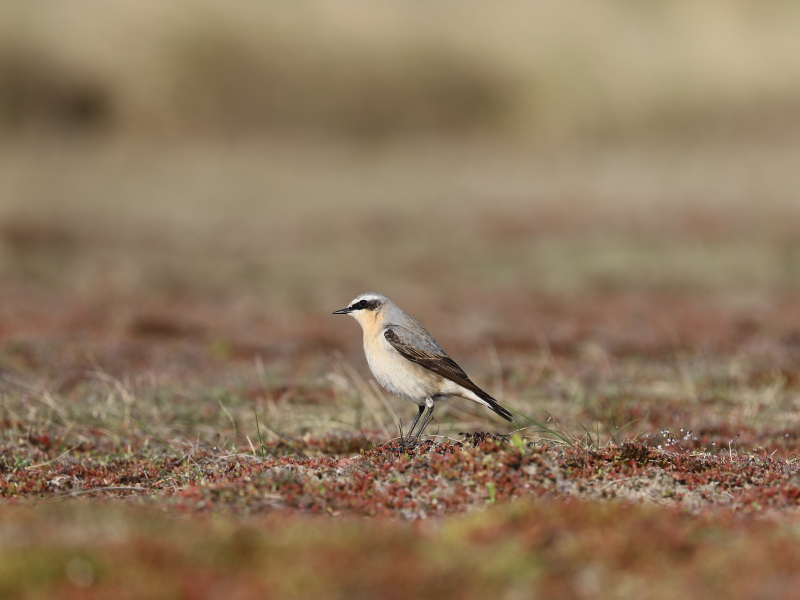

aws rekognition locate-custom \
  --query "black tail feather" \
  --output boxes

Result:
[476,390,513,422]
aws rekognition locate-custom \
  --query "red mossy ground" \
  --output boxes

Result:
[4,434,800,518]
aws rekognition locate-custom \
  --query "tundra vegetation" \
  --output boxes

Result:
[3,2,800,598]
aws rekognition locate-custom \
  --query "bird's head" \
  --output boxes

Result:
[333,292,389,328]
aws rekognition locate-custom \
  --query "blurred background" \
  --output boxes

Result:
[1,0,800,394]
[5,8,800,595]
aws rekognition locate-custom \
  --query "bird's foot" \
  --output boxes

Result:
[401,436,419,450]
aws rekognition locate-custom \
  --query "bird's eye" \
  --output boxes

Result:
[357,300,367,308]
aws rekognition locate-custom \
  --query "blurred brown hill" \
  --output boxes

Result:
[2,0,800,143]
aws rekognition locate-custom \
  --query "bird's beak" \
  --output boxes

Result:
[332,307,352,315]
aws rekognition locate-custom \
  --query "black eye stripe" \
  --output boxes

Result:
[351,299,381,311]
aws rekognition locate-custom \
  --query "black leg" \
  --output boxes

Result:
[405,405,425,442]
[411,406,435,443]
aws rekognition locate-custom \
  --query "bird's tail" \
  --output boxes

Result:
[472,389,514,422]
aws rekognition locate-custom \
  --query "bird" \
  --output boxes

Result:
[333,292,513,444]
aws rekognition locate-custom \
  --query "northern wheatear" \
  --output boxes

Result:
[333,293,513,443]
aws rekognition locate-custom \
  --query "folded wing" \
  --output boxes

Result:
[384,326,513,422]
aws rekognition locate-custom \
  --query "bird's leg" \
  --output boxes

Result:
[411,403,435,445]
[404,405,426,444]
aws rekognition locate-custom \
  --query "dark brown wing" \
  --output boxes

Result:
[384,327,513,421]
[385,327,472,386]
